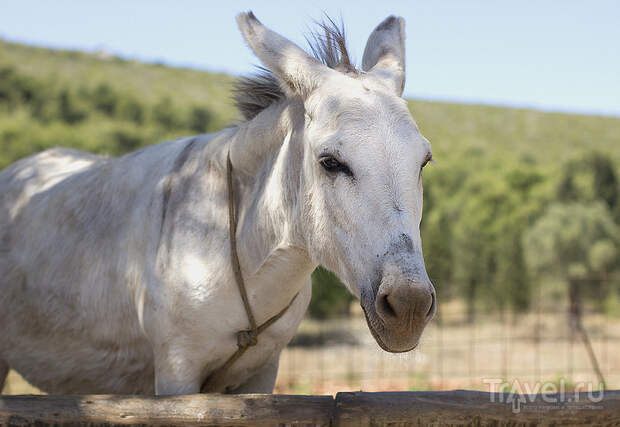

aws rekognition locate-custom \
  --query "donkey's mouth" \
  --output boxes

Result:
[361,305,417,353]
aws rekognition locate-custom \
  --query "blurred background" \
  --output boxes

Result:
[1,1,619,395]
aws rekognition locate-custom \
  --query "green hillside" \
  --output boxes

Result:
[0,39,238,167]
[2,39,620,318]
[0,39,237,116]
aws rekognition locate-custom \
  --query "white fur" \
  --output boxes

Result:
[0,13,434,395]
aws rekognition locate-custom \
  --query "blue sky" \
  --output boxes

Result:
[1,0,619,116]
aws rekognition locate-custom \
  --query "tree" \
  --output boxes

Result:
[590,153,618,212]
[92,83,118,116]
[558,151,619,214]
[58,89,87,124]
[422,209,454,300]
[308,267,354,319]
[450,166,543,321]
[524,202,620,324]
[153,96,179,129]
[118,98,144,124]
[188,106,213,133]
[0,66,41,110]
[524,201,617,388]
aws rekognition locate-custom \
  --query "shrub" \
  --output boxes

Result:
[92,83,118,116]
[188,106,213,133]
[153,96,179,129]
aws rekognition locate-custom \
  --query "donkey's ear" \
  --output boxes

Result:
[362,16,406,96]
[237,11,327,98]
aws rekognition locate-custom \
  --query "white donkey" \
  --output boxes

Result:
[0,12,435,395]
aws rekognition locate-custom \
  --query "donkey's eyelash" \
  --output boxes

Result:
[421,153,434,168]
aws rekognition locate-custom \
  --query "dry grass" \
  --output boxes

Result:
[3,303,619,396]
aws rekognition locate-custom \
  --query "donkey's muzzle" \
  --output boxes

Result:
[363,258,436,353]
[375,281,436,328]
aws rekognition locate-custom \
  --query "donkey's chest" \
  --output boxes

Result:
[201,279,312,392]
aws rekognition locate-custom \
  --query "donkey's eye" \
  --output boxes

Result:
[319,155,353,177]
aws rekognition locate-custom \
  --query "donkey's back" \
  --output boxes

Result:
[0,141,197,394]
[0,148,102,221]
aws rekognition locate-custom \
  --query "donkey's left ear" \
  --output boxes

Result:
[362,16,406,96]
[237,11,331,98]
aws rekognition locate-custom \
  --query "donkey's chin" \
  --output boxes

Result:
[361,305,420,353]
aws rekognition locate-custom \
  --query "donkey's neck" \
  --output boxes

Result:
[228,102,316,319]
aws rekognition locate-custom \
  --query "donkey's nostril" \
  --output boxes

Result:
[426,292,436,321]
[378,293,397,319]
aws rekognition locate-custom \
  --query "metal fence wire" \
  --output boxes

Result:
[275,281,619,395]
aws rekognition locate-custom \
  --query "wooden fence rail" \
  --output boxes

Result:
[1,390,619,426]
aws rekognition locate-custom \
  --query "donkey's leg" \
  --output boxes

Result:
[0,359,9,393]
[227,352,281,394]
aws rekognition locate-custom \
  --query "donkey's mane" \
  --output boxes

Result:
[234,16,358,121]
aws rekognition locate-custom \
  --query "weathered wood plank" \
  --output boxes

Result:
[0,393,334,426]
[2,390,620,426]
[334,390,620,427]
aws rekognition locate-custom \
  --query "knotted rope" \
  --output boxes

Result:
[200,151,298,393]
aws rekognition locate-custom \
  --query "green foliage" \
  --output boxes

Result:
[0,66,32,109]
[0,39,237,170]
[603,289,620,317]
[558,152,619,212]
[92,83,118,116]
[118,98,144,124]
[58,89,88,124]
[422,208,454,299]
[538,152,620,311]
[423,161,546,318]
[188,106,213,133]
[524,202,620,311]
[525,202,620,278]
[152,96,179,129]
[309,267,354,319]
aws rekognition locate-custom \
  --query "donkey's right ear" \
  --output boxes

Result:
[237,12,331,98]
[362,16,406,96]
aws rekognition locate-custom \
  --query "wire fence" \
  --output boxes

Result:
[274,295,620,395]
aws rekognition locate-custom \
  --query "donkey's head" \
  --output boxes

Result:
[237,12,435,352]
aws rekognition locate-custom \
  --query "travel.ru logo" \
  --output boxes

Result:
[483,378,604,414]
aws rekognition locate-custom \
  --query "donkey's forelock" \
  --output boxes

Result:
[234,15,359,121]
